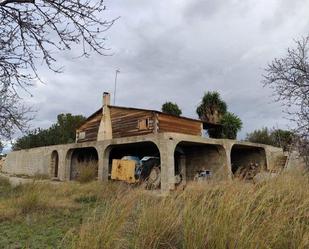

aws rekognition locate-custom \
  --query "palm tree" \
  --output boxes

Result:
[220,112,242,139]
[196,91,242,139]
[196,91,227,123]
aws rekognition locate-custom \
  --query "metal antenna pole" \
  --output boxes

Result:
[114,69,120,105]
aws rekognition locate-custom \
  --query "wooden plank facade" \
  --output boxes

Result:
[76,106,203,142]
[76,111,102,142]
[157,113,202,136]
[110,107,156,138]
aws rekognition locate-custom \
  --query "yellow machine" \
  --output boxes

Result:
[110,156,161,189]
[111,159,138,184]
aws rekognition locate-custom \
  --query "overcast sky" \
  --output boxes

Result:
[21,0,309,142]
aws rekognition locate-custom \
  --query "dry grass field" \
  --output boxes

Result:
[0,170,308,249]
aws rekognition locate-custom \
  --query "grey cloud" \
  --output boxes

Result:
[17,0,307,141]
[260,0,309,31]
[183,0,252,22]
[184,0,226,20]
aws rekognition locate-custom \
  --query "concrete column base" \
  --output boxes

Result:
[159,137,177,193]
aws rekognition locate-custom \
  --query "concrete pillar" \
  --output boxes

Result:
[102,152,110,181]
[64,149,74,181]
[58,149,68,181]
[223,142,233,179]
[97,145,109,181]
[159,138,177,193]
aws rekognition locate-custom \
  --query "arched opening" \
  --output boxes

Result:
[231,144,267,180]
[106,142,160,189]
[174,142,228,183]
[50,150,59,178]
[68,147,98,180]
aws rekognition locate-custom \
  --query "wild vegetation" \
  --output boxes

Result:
[12,113,86,150]
[76,161,98,184]
[161,102,182,116]
[246,127,294,151]
[0,170,308,249]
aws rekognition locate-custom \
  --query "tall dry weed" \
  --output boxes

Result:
[127,195,182,249]
[2,170,308,249]
[77,161,98,183]
[65,191,136,249]
[63,170,309,249]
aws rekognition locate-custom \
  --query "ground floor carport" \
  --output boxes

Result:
[174,142,229,184]
[3,132,284,193]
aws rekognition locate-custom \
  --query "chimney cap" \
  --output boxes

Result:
[103,92,110,95]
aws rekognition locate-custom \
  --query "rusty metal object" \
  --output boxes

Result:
[111,159,138,184]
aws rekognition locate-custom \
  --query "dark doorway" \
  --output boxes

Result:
[68,147,98,180]
[51,151,59,178]
[231,145,267,179]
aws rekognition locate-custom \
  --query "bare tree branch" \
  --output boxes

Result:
[0,0,34,6]
[0,87,33,139]
[264,35,309,167]
[0,0,115,139]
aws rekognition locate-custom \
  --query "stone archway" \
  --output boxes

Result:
[67,147,99,180]
[230,144,267,179]
[174,141,229,183]
[104,141,161,188]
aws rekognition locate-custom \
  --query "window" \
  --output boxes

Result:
[78,131,86,139]
[138,118,149,130]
